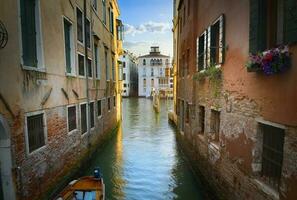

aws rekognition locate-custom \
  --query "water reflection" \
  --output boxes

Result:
[85,98,206,200]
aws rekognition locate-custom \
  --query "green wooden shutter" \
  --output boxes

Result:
[20,0,37,67]
[249,0,267,53]
[206,27,211,67]
[219,14,225,64]
[210,25,216,65]
[284,0,297,44]
[196,36,199,71]
[64,19,71,73]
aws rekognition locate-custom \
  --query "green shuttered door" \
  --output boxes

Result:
[284,0,297,44]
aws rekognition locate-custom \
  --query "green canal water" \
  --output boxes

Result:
[84,98,208,200]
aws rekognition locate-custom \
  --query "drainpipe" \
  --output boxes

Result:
[84,0,91,148]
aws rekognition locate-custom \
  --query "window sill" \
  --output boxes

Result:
[209,141,220,150]
[253,179,279,200]
[68,129,78,135]
[97,115,102,119]
[27,145,47,157]
[77,40,84,46]
[66,73,77,78]
[78,75,86,79]
[22,65,46,73]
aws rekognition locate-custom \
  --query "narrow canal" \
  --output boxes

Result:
[84,98,207,200]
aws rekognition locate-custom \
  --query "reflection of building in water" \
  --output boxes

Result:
[138,47,173,98]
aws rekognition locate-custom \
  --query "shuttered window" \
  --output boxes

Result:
[110,7,114,34]
[78,54,85,76]
[67,106,77,132]
[211,110,220,142]
[102,0,107,25]
[94,44,100,79]
[250,0,297,53]
[20,0,37,67]
[87,58,92,78]
[284,0,297,44]
[113,96,116,107]
[108,97,111,111]
[198,106,205,134]
[64,18,72,74]
[27,113,45,153]
[89,102,95,128]
[80,104,87,134]
[97,100,102,117]
[77,8,83,43]
[197,32,206,71]
[86,19,91,48]
[260,123,285,190]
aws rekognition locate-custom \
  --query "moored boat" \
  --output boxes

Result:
[56,168,105,200]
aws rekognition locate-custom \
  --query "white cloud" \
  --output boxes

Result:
[124,21,171,36]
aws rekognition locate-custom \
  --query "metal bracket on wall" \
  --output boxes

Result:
[0,20,8,49]
[41,87,52,106]
[0,93,15,118]
[61,88,69,100]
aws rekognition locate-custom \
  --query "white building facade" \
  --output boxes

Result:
[138,47,173,97]
[120,51,138,97]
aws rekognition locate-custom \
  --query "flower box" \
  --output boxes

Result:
[246,46,291,75]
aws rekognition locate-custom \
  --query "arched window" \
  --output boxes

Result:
[150,59,154,66]
[143,59,146,65]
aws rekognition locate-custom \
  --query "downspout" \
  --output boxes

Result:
[84,0,91,147]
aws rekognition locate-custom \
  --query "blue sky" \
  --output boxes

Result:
[118,0,173,57]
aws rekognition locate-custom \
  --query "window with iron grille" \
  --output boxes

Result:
[210,110,220,142]
[89,102,95,128]
[80,104,87,134]
[78,54,85,76]
[97,100,102,117]
[260,123,285,190]
[198,106,205,134]
[76,8,83,43]
[108,97,111,111]
[67,106,77,132]
[26,113,45,153]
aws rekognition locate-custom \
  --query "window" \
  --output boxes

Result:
[92,0,97,10]
[112,57,115,81]
[249,1,297,52]
[151,78,154,87]
[123,73,126,80]
[260,123,285,190]
[198,106,205,134]
[143,78,146,87]
[123,83,127,87]
[109,5,114,34]
[78,54,85,76]
[87,58,92,78]
[187,0,190,16]
[210,17,224,65]
[105,49,109,80]
[76,8,83,43]
[186,49,190,75]
[94,44,100,79]
[80,103,87,134]
[63,18,74,74]
[102,0,107,25]
[89,102,95,128]
[151,68,154,76]
[143,59,146,65]
[108,97,111,111]
[86,19,91,48]
[113,96,116,107]
[210,110,220,142]
[142,68,146,76]
[197,15,225,70]
[116,19,124,40]
[67,106,77,133]
[123,62,126,68]
[20,0,43,69]
[197,32,207,71]
[185,102,190,124]
[97,100,102,117]
[26,112,46,153]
